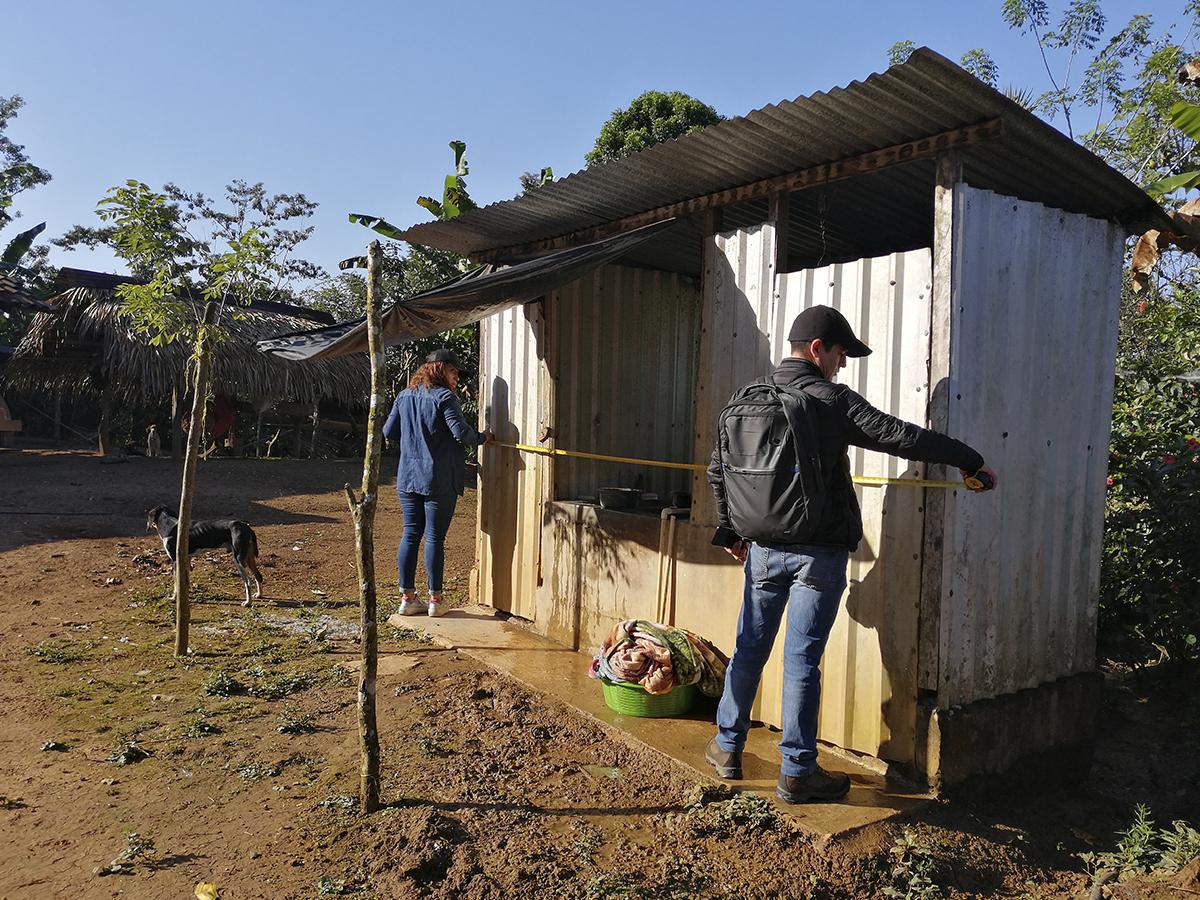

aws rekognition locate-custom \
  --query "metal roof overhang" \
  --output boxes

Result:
[257,219,679,360]
[388,48,1168,275]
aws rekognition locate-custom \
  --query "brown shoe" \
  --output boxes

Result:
[705,737,743,780]
[776,766,850,803]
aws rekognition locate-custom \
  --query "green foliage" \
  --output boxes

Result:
[0,95,50,231]
[586,91,722,168]
[276,702,316,734]
[202,669,244,696]
[1079,804,1200,877]
[888,41,916,67]
[302,243,480,425]
[883,828,941,899]
[887,42,999,88]
[2,220,45,267]
[57,178,318,348]
[518,166,554,195]
[1003,0,1191,153]
[416,139,477,220]
[959,49,999,87]
[108,740,151,766]
[1145,101,1200,197]
[1102,288,1200,661]
[248,671,312,700]
[0,95,54,346]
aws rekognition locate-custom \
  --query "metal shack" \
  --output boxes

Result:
[267,48,1169,787]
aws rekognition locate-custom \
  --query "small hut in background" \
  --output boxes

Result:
[5,268,368,455]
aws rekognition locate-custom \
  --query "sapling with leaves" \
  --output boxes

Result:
[57,179,319,656]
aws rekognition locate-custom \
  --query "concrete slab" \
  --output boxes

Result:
[387,606,930,836]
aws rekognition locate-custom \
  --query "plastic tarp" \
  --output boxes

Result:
[257,218,679,361]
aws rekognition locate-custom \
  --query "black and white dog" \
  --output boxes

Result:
[147,506,264,606]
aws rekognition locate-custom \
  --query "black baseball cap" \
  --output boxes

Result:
[787,305,872,357]
[426,347,461,368]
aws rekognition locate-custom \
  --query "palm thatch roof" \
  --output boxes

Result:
[0,270,52,313]
[5,282,368,406]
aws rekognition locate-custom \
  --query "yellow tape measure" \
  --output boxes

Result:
[493,441,964,489]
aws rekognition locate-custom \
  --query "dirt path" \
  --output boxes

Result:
[1,450,1196,899]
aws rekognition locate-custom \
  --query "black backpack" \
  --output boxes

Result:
[716,374,825,543]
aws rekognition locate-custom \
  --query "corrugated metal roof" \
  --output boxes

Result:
[395,48,1168,267]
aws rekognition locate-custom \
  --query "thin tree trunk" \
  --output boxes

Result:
[174,302,218,657]
[171,385,184,458]
[97,380,113,456]
[345,241,385,813]
[310,399,320,459]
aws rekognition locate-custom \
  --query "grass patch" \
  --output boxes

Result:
[248,671,312,700]
[27,639,87,665]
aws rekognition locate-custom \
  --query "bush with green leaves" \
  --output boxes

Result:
[202,669,244,696]
[1101,289,1200,661]
[1080,804,1200,877]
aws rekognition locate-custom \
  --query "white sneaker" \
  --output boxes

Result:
[398,598,428,616]
[427,599,446,618]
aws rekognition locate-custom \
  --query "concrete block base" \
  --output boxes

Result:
[919,670,1103,794]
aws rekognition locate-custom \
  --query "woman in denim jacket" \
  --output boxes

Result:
[383,348,493,617]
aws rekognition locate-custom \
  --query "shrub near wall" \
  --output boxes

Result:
[1101,288,1200,662]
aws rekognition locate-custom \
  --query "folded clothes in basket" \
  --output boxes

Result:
[588,619,728,697]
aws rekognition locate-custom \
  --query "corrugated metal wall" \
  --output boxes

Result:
[778,250,934,762]
[691,218,934,761]
[690,223,780,526]
[935,185,1124,706]
[551,265,701,502]
[478,302,548,620]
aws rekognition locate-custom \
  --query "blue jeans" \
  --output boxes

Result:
[397,492,459,594]
[715,542,848,777]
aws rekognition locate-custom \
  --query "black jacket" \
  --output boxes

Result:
[708,358,985,551]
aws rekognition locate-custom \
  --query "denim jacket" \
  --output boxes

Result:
[383,386,484,497]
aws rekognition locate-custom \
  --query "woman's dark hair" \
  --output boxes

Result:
[409,360,457,390]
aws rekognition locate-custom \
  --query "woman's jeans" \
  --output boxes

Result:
[396,491,459,595]
[715,542,849,777]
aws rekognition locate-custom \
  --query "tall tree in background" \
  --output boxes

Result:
[0,95,53,346]
[59,179,319,655]
[585,90,722,167]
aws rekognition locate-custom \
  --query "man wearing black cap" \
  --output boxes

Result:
[705,305,997,803]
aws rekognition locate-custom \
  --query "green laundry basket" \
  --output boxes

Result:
[600,680,696,717]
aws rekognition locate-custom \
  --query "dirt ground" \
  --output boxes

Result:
[1,448,1197,899]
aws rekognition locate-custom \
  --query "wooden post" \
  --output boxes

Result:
[918,151,962,696]
[171,385,184,458]
[255,411,264,459]
[174,302,219,657]
[769,190,790,275]
[345,241,385,813]
[53,392,62,443]
[97,379,113,456]
[310,399,320,458]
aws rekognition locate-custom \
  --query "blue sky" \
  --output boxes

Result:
[1,0,1185,283]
